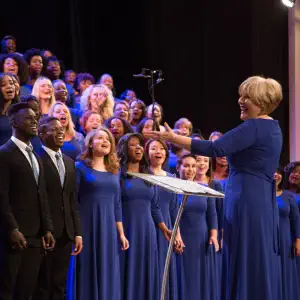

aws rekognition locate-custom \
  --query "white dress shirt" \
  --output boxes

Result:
[42,146,66,174]
[42,146,82,240]
[11,136,40,174]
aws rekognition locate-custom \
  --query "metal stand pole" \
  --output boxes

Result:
[149,71,160,131]
[160,194,189,300]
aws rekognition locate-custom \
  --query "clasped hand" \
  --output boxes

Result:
[163,229,185,254]
[42,231,56,250]
[10,229,27,249]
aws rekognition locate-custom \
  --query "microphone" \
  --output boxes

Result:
[133,74,151,79]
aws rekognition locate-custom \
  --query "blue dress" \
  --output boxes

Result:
[276,191,300,300]
[61,133,84,161]
[20,83,33,97]
[190,119,282,300]
[69,108,83,133]
[211,180,224,300]
[219,178,228,192]
[292,193,300,290]
[120,177,163,300]
[167,151,179,176]
[156,173,179,300]
[74,161,122,300]
[177,184,219,300]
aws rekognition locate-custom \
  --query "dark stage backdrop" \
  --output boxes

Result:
[0,0,290,164]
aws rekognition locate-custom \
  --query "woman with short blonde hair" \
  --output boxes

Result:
[80,84,114,120]
[238,76,283,115]
[32,76,56,115]
[146,75,284,300]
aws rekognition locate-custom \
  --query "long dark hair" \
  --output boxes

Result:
[117,133,148,179]
[208,131,229,177]
[0,73,19,115]
[10,74,20,101]
[136,117,160,136]
[105,116,134,142]
[283,161,300,193]
[211,157,229,177]
[0,53,29,85]
[176,153,197,180]
[198,156,213,187]
[130,99,146,123]
[144,138,170,170]
[146,102,164,125]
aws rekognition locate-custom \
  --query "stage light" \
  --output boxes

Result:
[282,0,296,7]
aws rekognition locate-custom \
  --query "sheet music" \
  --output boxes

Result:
[127,172,225,198]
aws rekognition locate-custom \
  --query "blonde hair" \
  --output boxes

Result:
[32,76,56,108]
[80,127,119,174]
[238,76,283,115]
[80,84,114,120]
[48,102,75,138]
[174,117,193,136]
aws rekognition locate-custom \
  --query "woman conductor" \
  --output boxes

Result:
[146,76,283,300]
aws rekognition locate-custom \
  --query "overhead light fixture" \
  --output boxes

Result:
[282,0,296,7]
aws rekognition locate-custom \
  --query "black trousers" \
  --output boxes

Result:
[0,239,44,300]
[33,234,73,300]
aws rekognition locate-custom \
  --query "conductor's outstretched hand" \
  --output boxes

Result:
[144,123,175,142]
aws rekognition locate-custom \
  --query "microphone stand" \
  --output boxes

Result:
[148,70,163,131]
[132,68,164,131]
[149,71,155,104]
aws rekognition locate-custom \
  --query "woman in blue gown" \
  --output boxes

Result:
[275,166,300,299]
[117,133,180,300]
[176,154,219,299]
[283,161,300,290]
[209,132,229,192]
[73,127,129,300]
[194,154,223,300]
[208,132,229,292]
[146,76,284,300]
[0,73,19,145]
[144,138,183,299]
